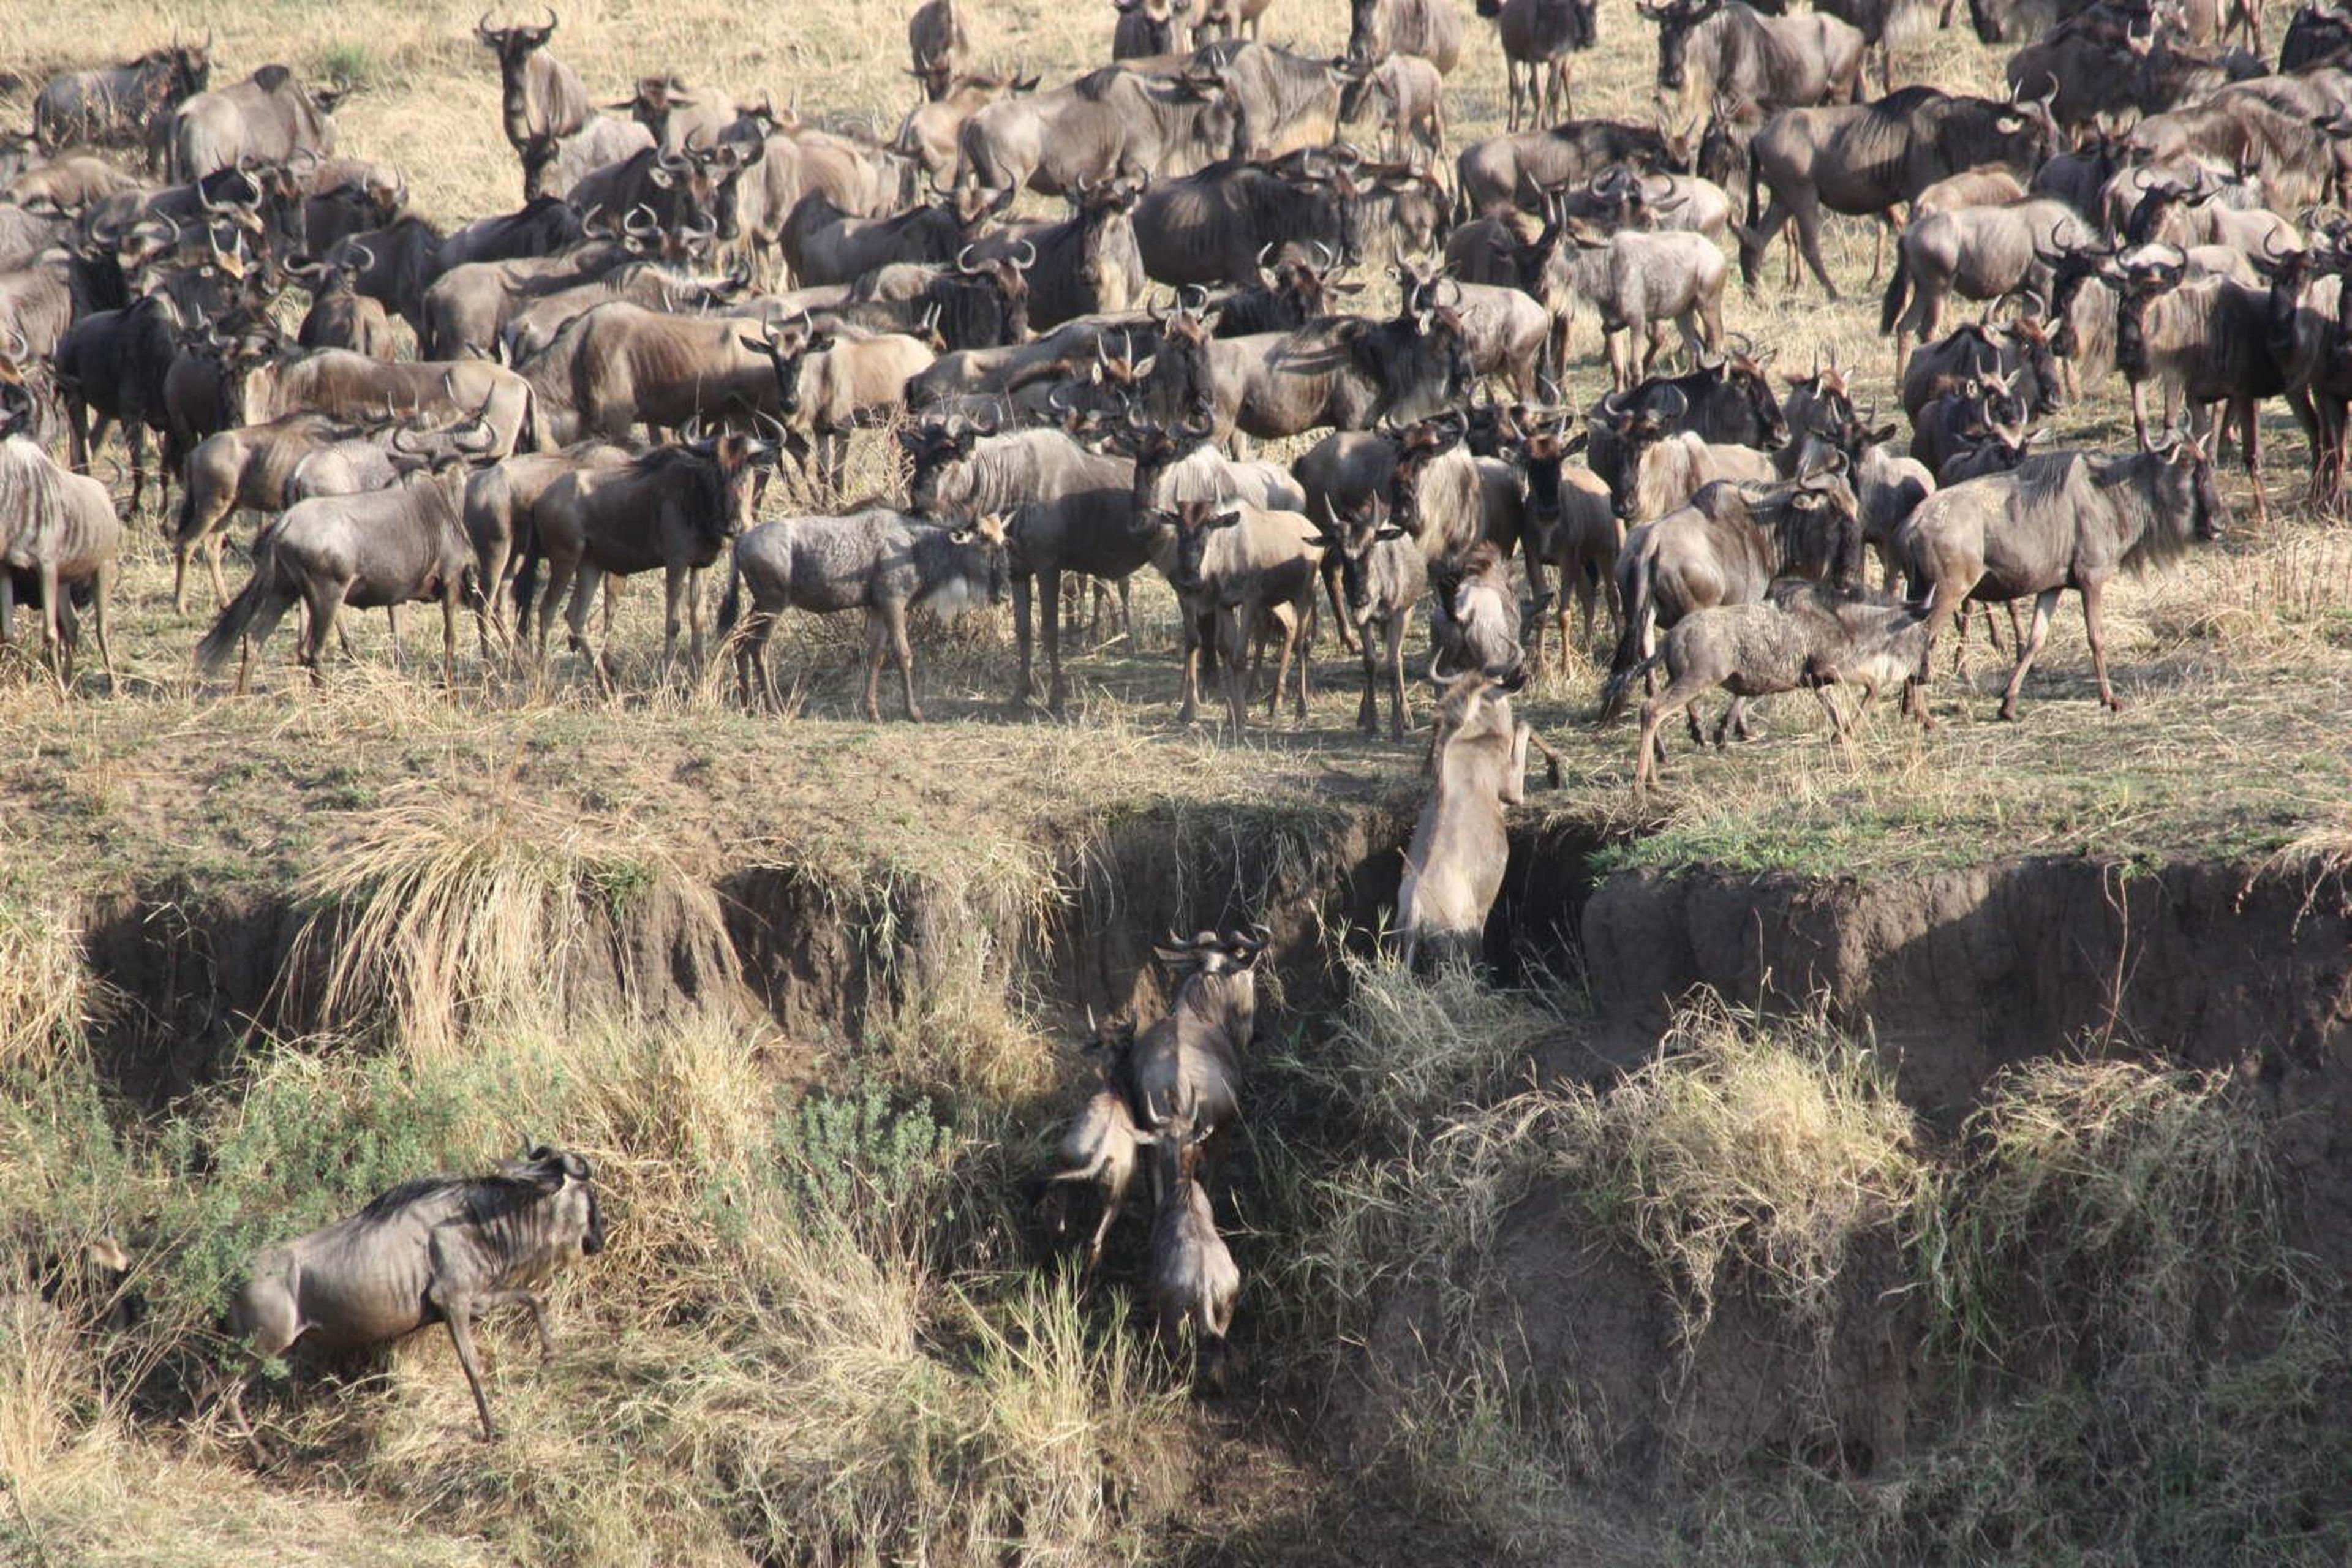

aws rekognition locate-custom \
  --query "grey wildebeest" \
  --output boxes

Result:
[1455,118,1678,218]
[2114,252,2295,520]
[1542,220,1727,388]
[1517,421,1621,665]
[1335,49,1449,161]
[1740,86,2056,299]
[738,321,937,496]
[464,439,636,646]
[165,66,342,183]
[173,412,371,610]
[293,252,398,363]
[223,1146,603,1453]
[1398,669,1545,968]
[1629,587,1936,790]
[1039,1019,1155,1276]
[1135,497,1324,733]
[718,507,1011,718]
[477,9,589,156]
[525,432,773,671]
[516,302,777,446]
[1147,1137,1240,1392]
[903,420,1144,710]
[1140,297,1472,445]
[956,67,1241,209]
[895,74,1042,182]
[194,454,488,688]
[1128,928,1265,1145]
[1600,461,1864,720]
[0,398,121,687]
[1349,0,1467,73]
[1880,197,2090,374]
[1898,438,2228,719]
[1312,491,1427,737]
[1641,0,1867,124]
[34,37,211,151]
[1590,384,1783,524]
[240,349,537,457]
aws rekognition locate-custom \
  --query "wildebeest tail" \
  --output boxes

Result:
[1597,558,1653,721]
[1879,245,1911,336]
[715,550,744,639]
[194,567,287,676]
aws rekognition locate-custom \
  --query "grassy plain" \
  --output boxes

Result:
[2,0,2350,1562]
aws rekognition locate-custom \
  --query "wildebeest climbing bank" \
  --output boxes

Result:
[6,0,2351,1563]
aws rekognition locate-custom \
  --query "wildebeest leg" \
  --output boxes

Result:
[89,560,117,694]
[1322,553,1359,654]
[1814,684,1854,748]
[432,1289,500,1442]
[1386,608,1411,740]
[473,1287,556,1359]
[1356,613,1379,733]
[2237,397,2270,525]
[1218,608,1249,735]
[886,597,922,720]
[303,582,349,687]
[662,563,688,667]
[1010,573,1038,706]
[1177,601,1204,723]
[1792,193,1840,300]
[440,587,459,688]
[383,606,403,671]
[1042,567,1068,713]
[1996,587,2062,722]
[2078,573,2124,712]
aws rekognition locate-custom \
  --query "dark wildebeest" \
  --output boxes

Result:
[477,9,589,154]
[1312,490,1427,736]
[1128,928,1265,1144]
[719,508,1011,718]
[956,65,1242,208]
[910,0,974,100]
[1740,85,2057,299]
[34,37,211,151]
[1131,154,1349,288]
[526,432,774,669]
[165,66,344,183]
[1349,0,1467,72]
[1476,0,1600,129]
[1898,438,2227,718]
[223,1147,603,1454]
[293,251,398,362]
[1116,0,1196,58]
[1140,296,1472,443]
[1455,118,1678,217]
[963,176,1147,328]
[2113,251,2292,519]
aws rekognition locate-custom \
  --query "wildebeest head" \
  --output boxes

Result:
[1639,0,1724,96]
[1152,925,1269,976]
[2048,249,2120,360]
[2114,248,2188,378]
[1347,0,1394,59]
[612,74,699,142]
[1764,452,1863,586]
[1710,335,1788,448]
[496,1144,605,1258]
[900,413,990,513]
[1344,298,1472,426]
[692,135,767,243]
[1153,498,1244,595]
[1316,489,1412,628]
[1387,408,1469,524]
[739,318,830,420]
[1147,298,1221,426]
[476,6,559,86]
[943,510,1014,606]
[1593,382,1686,520]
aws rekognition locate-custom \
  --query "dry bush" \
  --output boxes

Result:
[0,889,108,1077]
[290,781,730,1061]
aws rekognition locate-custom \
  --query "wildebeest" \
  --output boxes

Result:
[1601,461,1864,718]
[519,113,658,203]
[223,1147,603,1452]
[293,252,398,362]
[0,396,121,687]
[1128,928,1265,1143]
[1313,491,1428,736]
[515,302,778,445]
[1541,221,1727,388]
[2113,252,2290,518]
[1455,118,1678,217]
[1590,385,1784,523]
[477,9,589,156]
[526,432,774,670]
[610,74,739,156]
[1134,497,1324,733]
[910,0,974,100]
[464,439,636,643]
[1398,669,1545,967]
[1349,0,1467,72]
[957,66,1241,208]
[1131,156,1348,288]
[1515,420,1620,663]
[1898,438,2226,718]
[895,73,1043,181]
[1141,298,1471,443]
[195,454,488,687]
[1040,1019,1155,1275]
[34,37,211,151]
[1336,49,1450,160]
[1880,197,2089,373]
[51,292,180,517]
[1147,1137,1240,1392]
[1116,0,1196,58]
[719,507,1011,718]
[1477,0,1599,129]
[165,66,343,183]
[1641,0,1866,124]
[240,349,537,458]
[1629,587,1934,789]
[1740,86,2056,298]
[904,420,1143,710]
[739,319,936,495]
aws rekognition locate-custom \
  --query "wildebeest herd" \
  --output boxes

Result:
[6,0,2346,1420]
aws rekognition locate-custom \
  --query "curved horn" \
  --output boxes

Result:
[1011,239,1036,271]
[957,243,981,274]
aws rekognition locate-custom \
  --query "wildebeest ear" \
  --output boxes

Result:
[525,1143,557,1163]
[1562,430,1589,455]
[1498,665,1529,695]
[1868,423,1898,445]
[561,1153,593,1182]
[1209,510,1243,530]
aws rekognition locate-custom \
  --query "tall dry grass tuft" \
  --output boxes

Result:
[290,782,729,1060]
[1564,998,1931,1347]
[0,889,108,1076]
